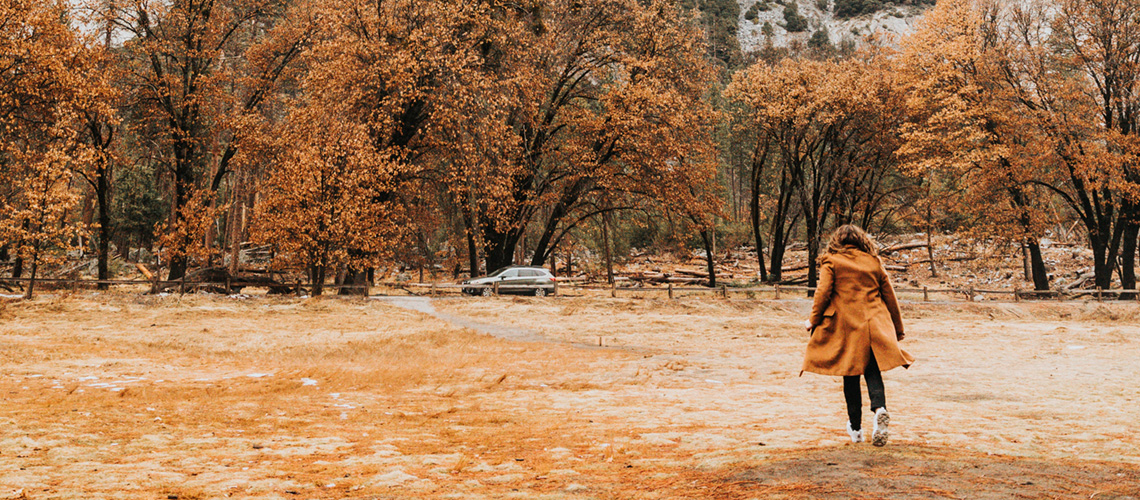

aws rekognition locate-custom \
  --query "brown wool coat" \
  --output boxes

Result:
[802,246,914,376]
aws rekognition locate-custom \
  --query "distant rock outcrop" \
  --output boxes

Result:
[736,0,931,52]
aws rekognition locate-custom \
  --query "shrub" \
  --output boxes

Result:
[833,0,883,18]
[808,27,831,50]
[783,1,808,32]
[745,2,761,21]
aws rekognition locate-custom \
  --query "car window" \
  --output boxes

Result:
[521,269,539,277]
[500,269,518,278]
[489,267,510,277]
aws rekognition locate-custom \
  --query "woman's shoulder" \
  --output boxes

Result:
[827,249,881,269]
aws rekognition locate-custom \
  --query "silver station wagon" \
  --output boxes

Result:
[461,266,557,297]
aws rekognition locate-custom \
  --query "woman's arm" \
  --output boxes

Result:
[877,258,905,338]
[808,259,834,331]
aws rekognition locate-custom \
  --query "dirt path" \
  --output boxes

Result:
[2,293,1139,499]
[433,296,1140,497]
[372,296,550,343]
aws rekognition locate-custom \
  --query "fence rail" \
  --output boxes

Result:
[2,275,1138,302]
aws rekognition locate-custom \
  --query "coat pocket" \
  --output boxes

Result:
[823,304,837,317]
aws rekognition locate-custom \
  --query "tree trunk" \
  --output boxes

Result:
[530,202,570,267]
[1090,234,1115,290]
[310,264,325,297]
[925,208,937,278]
[749,183,768,282]
[461,204,480,277]
[24,244,39,300]
[767,172,794,282]
[1021,241,1032,281]
[1026,237,1050,291]
[227,184,244,275]
[95,166,112,290]
[700,228,716,288]
[602,213,614,284]
[338,267,370,296]
[1120,220,1138,299]
[310,247,329,297]
[483,226,523,275]
[749,140,769,282]
[806,216,819,291]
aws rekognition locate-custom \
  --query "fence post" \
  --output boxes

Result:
[1096,287,1103,302]
[493,281,499,296]
[610,281,616,298]
[225,276,231,294]
[774,284,781,300]
[1014,287,1021,302]
[967,287,974,302]
[922,286,929,302]
[152,275,159,294]
[720,284,727,299]
[430,282,436,297]
[553,280,559,296]
[668,282,674,300]
[180,276,187,295]
[296,280,302,298]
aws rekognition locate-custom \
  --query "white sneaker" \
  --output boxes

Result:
[846,421,864,443]
[872,408,890,447]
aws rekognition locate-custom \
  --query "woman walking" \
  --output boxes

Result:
[803,225,913,446]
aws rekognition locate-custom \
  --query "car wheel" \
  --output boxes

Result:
[481,287,493,297]
[534,287,546,297]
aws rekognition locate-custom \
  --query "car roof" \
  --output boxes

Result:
[500,266,551,273]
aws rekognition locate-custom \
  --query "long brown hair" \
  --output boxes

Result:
[826,224,878,256]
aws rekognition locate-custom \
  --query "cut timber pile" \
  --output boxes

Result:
[160,267,294,295]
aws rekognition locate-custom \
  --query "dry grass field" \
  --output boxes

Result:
[1,292,1139,499]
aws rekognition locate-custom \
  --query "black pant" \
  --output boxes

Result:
[843,350,885,431]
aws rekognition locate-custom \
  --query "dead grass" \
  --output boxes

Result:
[1,292,1138,499]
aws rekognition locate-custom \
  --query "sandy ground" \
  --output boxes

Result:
[1,292,1138,499]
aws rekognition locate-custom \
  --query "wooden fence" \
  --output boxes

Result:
[405,281,1140,302]
[2,276,1138,302]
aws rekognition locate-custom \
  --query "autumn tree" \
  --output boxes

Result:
[451,0,722,274]
[898,0,1055,291]
[72,1,122,289]
[1042,0,1140,291]
[0,0,92,297]
[912,0,1140,292]
[728,55,908,287]
[253,108,409,296]
[113,0,311,279]
[252,0,503,294]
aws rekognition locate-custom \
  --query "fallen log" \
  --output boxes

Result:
[884,264,908,272]
[674,268,730,279]
[880,241,928,255]
[665,277,705,284]
[135,263,155,280]
[947,256,979,262]
[780,264,809,273]
[53,259,95,278]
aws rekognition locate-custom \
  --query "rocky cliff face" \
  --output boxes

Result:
[736,0,930,52]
